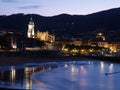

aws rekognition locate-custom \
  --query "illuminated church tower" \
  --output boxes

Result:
[27,17,35,38]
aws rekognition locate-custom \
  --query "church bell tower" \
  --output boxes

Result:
[27,17,35,38]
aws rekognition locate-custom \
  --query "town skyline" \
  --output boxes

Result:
[0,0,120,90]
[1,7,120,37]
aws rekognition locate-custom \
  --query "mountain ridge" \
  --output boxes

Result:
[0,7,120,36]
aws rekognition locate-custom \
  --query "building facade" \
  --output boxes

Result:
[27,17,35,38]
[36,31,55,42]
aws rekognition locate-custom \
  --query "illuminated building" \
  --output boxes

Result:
[5,32,18,50]
[98,42,108,48]
[36,31,48,41]
[11,35,17,49]
[27,17,55,42]
[27,17,35,38]
[36,31,55,42]
[96,32,106,41]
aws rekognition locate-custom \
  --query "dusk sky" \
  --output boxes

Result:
[0,0,120,16]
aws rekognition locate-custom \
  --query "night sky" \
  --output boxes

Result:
[0,0,120,16]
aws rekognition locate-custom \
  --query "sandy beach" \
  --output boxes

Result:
[0,52,120,66]
[0,55,84,66]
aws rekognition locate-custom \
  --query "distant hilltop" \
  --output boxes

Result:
[0,7,120,37]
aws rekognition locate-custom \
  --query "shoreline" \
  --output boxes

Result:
[0,50,120,66]
[0,55,120,90]
[0,55,120,66]
[0,55,84,66]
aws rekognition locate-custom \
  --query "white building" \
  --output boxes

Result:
[27,17,35,38]
[27,17,55,42]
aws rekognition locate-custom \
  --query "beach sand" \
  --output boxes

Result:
[0,56,83,66]
[0,54,119,66]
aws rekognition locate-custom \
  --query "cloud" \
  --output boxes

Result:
[18,5,40,9]
[0,0,17,3]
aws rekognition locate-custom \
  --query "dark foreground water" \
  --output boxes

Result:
[0,60,120,90]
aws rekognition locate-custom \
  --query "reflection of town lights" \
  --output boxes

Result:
[100,62,105,73]
[25,67,32,89]
[26,78,32,90]
[49,67,51,70]
[109,64,113,72]
[71,66,75,73]
[64,64,68,67]
[10,66,16,84]
[80,66,84,70]
[88,61,91,65]
[25,67,35,73]
[42,67,45,72]
[25,67,29,72]
[100,62,104,68]
[110,64,113,67]
[32,67,35,73]
[80,66,87,75]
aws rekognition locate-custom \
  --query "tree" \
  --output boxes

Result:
[0,36,10,49]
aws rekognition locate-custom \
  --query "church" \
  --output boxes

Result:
[27,17,55,42]
[27,17,35,38]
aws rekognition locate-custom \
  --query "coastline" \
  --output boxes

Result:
[83,55,120,63]
[0,55,120,66]
[0,55,84,66]
[0,50,120,66]
[0,54,120,90]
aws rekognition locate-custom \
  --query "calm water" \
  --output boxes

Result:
[0,60,120,90]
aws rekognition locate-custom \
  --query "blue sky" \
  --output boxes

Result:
[0,0,120,16]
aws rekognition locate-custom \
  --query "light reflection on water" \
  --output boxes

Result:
[0,63,60,89]
[0,60,120,90]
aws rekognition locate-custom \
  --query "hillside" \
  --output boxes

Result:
[0,7,120,37]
